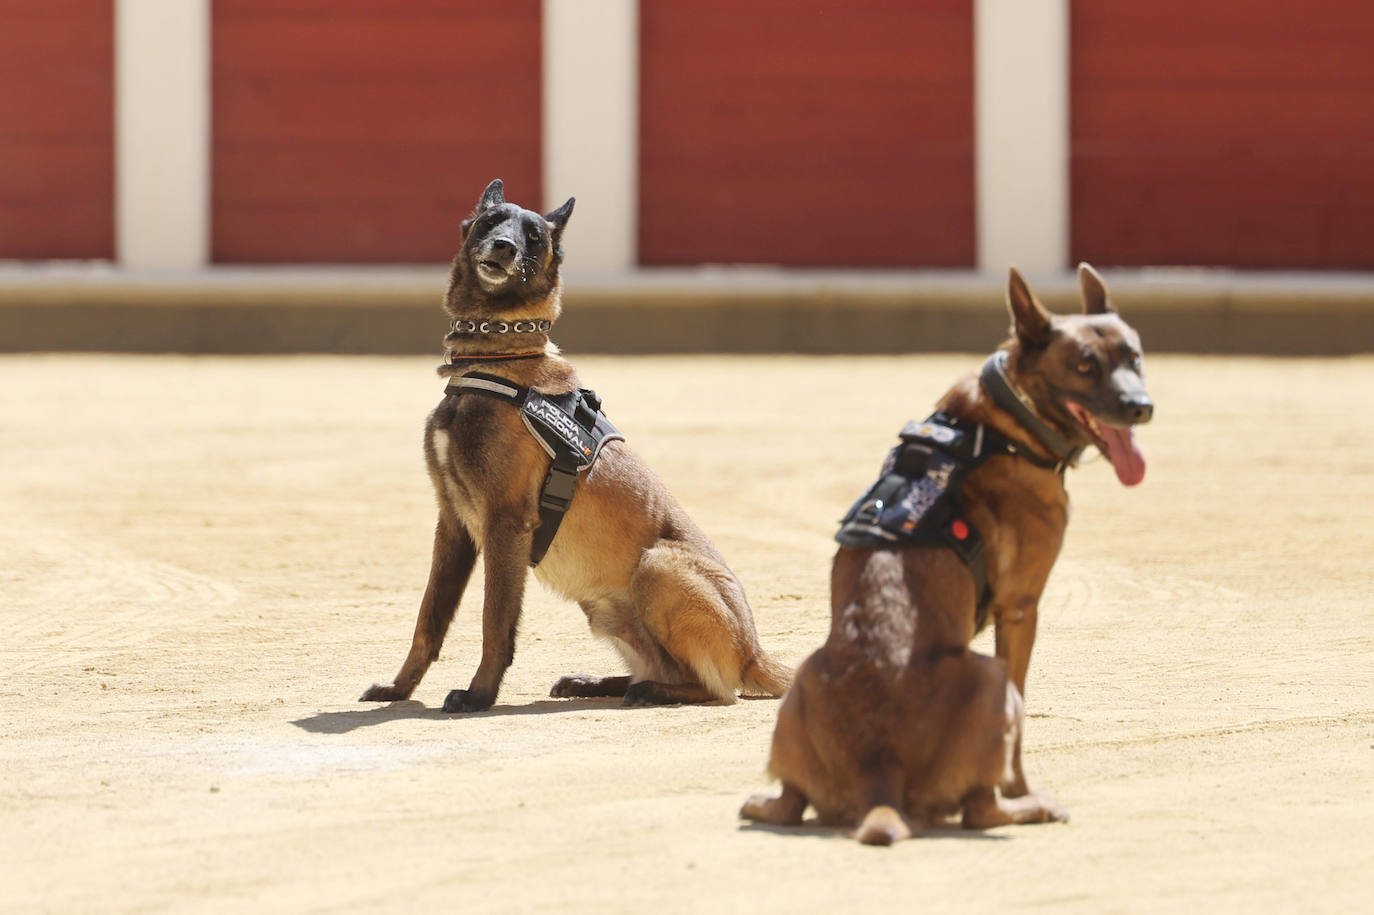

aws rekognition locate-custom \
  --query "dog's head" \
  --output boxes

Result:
[443,179,575,321]
[1003,264,1153,486]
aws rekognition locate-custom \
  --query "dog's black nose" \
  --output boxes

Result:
[489,238,516,255]
[1122,394,1153,424]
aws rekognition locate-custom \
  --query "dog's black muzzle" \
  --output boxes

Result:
[479,237,518,271]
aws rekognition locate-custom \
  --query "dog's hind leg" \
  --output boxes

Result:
[961,787,1068,828]
[361,519,477,702]
[550,674,632,698]
[961,677,1067,827]
[740,783,808,827]
[626,542,755,706]
[551,600,677,699]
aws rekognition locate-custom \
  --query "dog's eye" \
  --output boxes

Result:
[527,229,541,243]
[1075,359,1096,375]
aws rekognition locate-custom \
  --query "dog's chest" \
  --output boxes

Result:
[422,384,624,567]
[424,399,541,531]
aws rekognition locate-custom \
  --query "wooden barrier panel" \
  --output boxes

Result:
[0,0,114,260]
[212,0,542,263]
[1072,0,1374,268]
[639,0,975,267]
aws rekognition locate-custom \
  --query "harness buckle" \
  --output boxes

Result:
[539,465,579,512]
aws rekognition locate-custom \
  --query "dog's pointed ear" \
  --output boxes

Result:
[478,178,505,212]
[545,196,575,243]
[461,179,506,243]
[1077,262,1115,315]
[1006,267,1054,348]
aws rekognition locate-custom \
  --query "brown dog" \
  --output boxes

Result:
[741,264,1152,843]
[360,179,790,712]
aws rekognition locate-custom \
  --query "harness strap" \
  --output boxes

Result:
[444,350,545,368]
[923,411,1064,472]
[838,408,1073,633]
[979,351,1085,472]
[444,371,623,566]
[940,513,990,631]
[913,413,1058,628]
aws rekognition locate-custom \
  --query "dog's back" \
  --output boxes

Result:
[765,546,1019,827]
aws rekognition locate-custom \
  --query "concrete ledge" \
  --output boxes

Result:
[2,264,1373,354]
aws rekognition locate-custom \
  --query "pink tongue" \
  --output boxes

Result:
[1099,424,1146,486]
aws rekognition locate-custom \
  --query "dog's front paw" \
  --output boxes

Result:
[442,688,494,714]
[359,682,410,702]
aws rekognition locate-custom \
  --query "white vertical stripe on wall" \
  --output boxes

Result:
[975,0,1069,273]
[115,0,210,269]
[543,0,638,271]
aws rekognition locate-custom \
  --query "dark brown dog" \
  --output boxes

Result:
[741,264,1152,843]
[361,179,790,713]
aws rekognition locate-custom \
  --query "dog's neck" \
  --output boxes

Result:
[435,322,582,399]
[438,315,556,376]
[978,351,1085,467]
[936,363,1076,473]
[439,272,565,373]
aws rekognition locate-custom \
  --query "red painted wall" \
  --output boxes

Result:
[212,0,542,263]
[0,0,113,259]
[639,0,974,267]
[1072,0,1374,268]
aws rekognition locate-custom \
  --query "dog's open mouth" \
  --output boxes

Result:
[1064,401,1146,486]
[476,260,509,283]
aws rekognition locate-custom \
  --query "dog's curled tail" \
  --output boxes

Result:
[740,652,793,698]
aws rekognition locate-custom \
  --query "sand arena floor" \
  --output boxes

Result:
[2,353,1371,913]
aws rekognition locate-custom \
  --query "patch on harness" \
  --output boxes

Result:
[522,395,610,466]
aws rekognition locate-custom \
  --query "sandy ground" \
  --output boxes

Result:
[2,352,1372,914]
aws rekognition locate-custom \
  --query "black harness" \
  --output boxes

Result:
[444,371,623,566]
[835,353,1083,632]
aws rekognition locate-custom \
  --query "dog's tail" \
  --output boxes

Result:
[740,651,793,698]
[855,805,912,846]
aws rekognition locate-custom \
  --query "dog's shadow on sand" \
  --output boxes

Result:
[737,821,1010,843]
[290,698,625,735]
